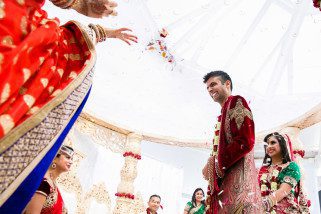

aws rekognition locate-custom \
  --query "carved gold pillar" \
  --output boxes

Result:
[113,133,142,214]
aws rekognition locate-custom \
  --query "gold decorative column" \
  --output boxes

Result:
[113,133,142,214]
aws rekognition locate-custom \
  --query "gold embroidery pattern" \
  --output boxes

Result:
[69,54,82,61]
[57,68,64,77]
[22,68,30,83]
[0,114,14,135]
[16,0,25,5]
[224,99,233,144]
[13,55,18,65]
[69,71,77,79]
[40,78,49,88]
[283,176,298,188]
[1,36,14,46]
[0,0,5,19]
[20,16,27,35]
[228,98,252,130]
[27,106,40,115]
[0,53,3,72]
[43,182,58,209]
[23,94,35,108]
[0,69,94,195]
[0,83,10,104]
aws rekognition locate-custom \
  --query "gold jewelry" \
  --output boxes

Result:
[88,24,100,43]
[96,25,107,42]
[270,161,283,167]
[51,163,56,169]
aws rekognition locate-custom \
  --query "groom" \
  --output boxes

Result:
[202,71,262,213]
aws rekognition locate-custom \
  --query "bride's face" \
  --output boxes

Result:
[266,136,281,158]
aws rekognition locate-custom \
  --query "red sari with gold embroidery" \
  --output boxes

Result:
[0,0,93,137]
[0,0,96,211]
[206,96,263,214]
[35,177,67,214]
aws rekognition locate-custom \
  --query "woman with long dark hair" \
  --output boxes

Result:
[258,132,310,213]
[184,188,206,214]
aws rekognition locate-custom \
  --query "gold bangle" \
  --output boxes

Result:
[96,25,107,42]
[88,24,100,43]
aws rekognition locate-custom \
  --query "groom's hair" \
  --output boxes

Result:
[149,194,161,201]
[203,70,233,91]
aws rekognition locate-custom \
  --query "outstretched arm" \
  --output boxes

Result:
[104,28,138,45]
[88,24,138,45]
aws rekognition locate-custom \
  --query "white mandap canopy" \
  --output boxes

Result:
[46,0,321,141]
[44,0,321,213]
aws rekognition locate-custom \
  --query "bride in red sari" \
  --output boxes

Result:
[0,0,137,212]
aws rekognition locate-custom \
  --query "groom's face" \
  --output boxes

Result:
[148,196,161,212]
[206,76,230,104]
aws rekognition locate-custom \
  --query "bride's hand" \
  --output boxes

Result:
[105,28,138,45]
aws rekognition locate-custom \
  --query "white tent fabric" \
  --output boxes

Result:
[42,0,321,213]
[44,0,321,141]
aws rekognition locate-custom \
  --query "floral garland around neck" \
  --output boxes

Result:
[211,115,221,156]
[260,165,283,197]
[260,165,283,214]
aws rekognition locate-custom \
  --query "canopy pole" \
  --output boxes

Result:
[113,133,142,214]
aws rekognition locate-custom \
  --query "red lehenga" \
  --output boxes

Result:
[206,96,263,214]
[0,0,96,211]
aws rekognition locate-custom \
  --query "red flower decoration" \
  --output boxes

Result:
[123,151,142,160]
[293,150,305,158]
[115,192,135,200]
[307,200,311,207]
